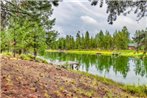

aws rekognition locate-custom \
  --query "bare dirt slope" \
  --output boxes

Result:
[1,56,138,98]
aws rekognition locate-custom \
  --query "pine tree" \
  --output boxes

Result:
[76,31,81,49]
[95,30,104,49]
[85,31,90,49]
[133,29,147,54]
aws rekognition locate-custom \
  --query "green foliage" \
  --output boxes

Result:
[1,0,59,30]
[113,26,129,50]
[2,52,13,57]
[76,31,81,49]
[20,54,48,63]
[0,19,48,57]
[84,31,90,49]
[36,57,48,64]
[46,30,58,49]
[20,54,32,60]
[52,26,130,50]
[1,1,58,59]
[0,30,13,52]
[134,28,147,53]
[90,0,146,24]
[123,85,147,96]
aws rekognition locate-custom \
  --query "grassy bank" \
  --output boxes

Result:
[47,49,147,57]
[1,52,48,63]
[71,70,147,97]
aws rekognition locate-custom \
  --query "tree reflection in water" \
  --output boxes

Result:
[44,52,147,84]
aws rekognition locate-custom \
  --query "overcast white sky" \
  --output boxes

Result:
[52,0,147,38]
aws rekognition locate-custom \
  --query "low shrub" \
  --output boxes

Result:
[20,54,31,60]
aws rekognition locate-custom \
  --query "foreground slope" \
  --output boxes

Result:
[1,56,144,98]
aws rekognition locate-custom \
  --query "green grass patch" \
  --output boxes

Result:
[47,49,147,57]
[1,52,48,64]
[70,70,147,97]
[1,51,13,57]
[20,54,34,60]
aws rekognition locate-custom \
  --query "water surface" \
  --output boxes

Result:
[44,52,147,85]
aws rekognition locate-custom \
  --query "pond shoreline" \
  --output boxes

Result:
[1,54,147,97]
[47,49,147,57]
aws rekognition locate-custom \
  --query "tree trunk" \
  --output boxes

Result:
[13,32,16,57]
[19,49,22,55]
[8,47,10,52]
[34,48,37,60]
[33,31,37,61]
[1,49,3,53]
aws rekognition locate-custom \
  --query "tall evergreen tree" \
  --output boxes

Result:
[133,29,147,54]
[85,31,90,49]
[76,31,81,49]
[95,30,104,49]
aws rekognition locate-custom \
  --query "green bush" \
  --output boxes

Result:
[36,57,48,64]
[20,54,31,60]
[2,52,12,56]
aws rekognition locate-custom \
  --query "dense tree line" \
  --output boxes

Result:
[50,26,130,50]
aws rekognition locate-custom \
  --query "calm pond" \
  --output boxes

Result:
[44,52,147,85]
